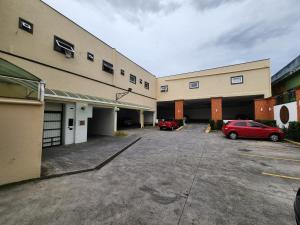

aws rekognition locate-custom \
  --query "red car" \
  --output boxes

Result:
[159,119,179,131]
[222,120,284,142]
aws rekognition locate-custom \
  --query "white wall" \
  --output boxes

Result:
[88,107,115,136]
[144,111,154,125]
[75,103,93,144]
[274,102,297,128]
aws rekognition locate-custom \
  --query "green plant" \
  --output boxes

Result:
[209,120,216,130]
[216,120,224,130]
[285,121,300,142]
[176,119,184,127]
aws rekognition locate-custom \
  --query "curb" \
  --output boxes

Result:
[176,126,184,131]
[0,137,142,189]
[285,139,300,147]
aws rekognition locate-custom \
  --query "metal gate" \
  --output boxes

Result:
[43,111,63,148]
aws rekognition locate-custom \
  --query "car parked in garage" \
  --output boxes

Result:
[222,120,285,142]
[158,119,179,131]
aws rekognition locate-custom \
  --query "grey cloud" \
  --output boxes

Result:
[215,23,291,48]
[190,0,244,10]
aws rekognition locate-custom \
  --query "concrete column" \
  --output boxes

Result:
[175,100,184,120]
[211,97,222,121]
[140,110,144,128]
[296,88,300,121]
[114,107,118,132]
[153,111,156,127]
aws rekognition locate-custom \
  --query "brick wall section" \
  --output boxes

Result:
[175,100,184,120]
[296,88,300,121]
[254,97,276,120]
[211,97,222,121]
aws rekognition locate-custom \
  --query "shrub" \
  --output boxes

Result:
[285,121,300,142]
[216,120,224,130]
[176,119,184,127]
[114,131,127,137]
[256,120,277,127]
[209,120,216,130]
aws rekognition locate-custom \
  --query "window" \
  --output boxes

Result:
[189,81,199,89]
[248,121,266,128]
[287,89,296,102]
[120,69,125,75]
[160,85,168,92]
[231,75,243,85]
[139,79,143,84]
[54,36,75,58]
[102,60,114,74]
[234,122,247,127]
[144,82,149,90]
[87,52,94,61]
[130,74,136,84]
[19,18,33,34]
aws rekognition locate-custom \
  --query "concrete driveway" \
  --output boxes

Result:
[0,124,299,225]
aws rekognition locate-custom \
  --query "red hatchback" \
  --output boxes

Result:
[222,120,285,142]
[159,119,179,131]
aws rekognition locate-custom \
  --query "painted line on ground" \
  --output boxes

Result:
[262,172,300,181]
[176,126,184,131]
[285,139,300,147]
[239,153,300,162]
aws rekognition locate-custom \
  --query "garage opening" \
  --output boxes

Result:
[117,108,140,129]
[222,95,263,120]
[157,101,174,120]
[144,111,154,126]
[184,99,211,123]
[43,103,63,148]
[88,107,115,136]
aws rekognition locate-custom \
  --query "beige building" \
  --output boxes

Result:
[0,0,272,185]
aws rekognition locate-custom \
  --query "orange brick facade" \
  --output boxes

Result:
[175,100,184,120]
[254,97,276,120]
[211,97,222,121]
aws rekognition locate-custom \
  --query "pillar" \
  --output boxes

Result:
[211,97,222,121]
[175,100,184,120]
[296,88,300,121]
[254,97,276,120]
[140,110,144,128]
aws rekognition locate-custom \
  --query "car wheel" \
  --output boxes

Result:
[270,134,279,142]
[160,127,163,130]
[229,132,238,140]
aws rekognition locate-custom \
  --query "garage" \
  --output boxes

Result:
[88,107,116,136]
[117,108,141,129]
[43,103,63,148]
[157,101,175,120]
[222,95,263,120]
[184,99,211,123]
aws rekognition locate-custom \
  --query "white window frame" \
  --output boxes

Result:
[160,85,168,92]
[231,75,243,85]
[189,81,199,89]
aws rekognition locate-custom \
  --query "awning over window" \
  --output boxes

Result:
[45,88,152,111]
[0,58,41,81]
[0,58,44,101]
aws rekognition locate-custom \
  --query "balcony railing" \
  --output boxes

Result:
[274,89,296,105]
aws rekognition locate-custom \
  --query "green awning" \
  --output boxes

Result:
[45,88,152,111]
[0,58,41,81]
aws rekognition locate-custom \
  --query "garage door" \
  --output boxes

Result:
[43,111,62,148]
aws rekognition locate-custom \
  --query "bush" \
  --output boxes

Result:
[285,121,300,142]
[114,131,127,137]
[209,120,216,130]
[176,119,184,127]
[256,120,277,127]
[216,120,224,130]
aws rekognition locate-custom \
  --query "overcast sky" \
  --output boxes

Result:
[43,0,300,77]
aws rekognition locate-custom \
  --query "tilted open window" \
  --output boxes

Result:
[144,82,149,90]
[130,74,136,84]
[19,18,33,34]
[102,60,114,74]
[189,81,199,89]
[160,85,168,92]
[54,36,75,58]
[87,52,94,61]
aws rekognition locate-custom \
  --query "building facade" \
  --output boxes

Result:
[271,55,300,127]
[0,0,273,185]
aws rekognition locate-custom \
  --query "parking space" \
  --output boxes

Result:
[0,124,298,225]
